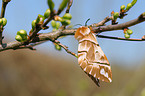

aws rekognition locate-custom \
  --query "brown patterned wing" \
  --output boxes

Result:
[75,26,112,86]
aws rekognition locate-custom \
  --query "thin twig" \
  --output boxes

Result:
[89,16,112,27]
[0,0,11,45]
[66,0,73,13]
[53,40,77,58]
[97,34,145,41]
[0,0,11,18]
[93,13,145,33]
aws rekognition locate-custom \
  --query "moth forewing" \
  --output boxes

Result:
[75,26,112,86]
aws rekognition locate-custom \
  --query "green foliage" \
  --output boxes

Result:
[44,9,51,19]
[58,0,69,11]
[47,0,55,12]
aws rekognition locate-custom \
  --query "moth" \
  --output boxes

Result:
[74,26,112,87]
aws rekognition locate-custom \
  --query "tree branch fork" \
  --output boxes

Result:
[0,13,145,53]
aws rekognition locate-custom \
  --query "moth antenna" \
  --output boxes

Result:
[85,18,90,26]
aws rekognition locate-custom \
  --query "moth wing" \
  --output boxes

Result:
[78,32,112,86]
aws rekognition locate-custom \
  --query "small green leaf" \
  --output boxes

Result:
[47,0,55,12]
[58,0,69,11]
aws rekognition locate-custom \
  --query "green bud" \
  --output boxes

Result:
[32,20,36,30]
[0,19,3,25]
[124,33,130,39]
[22,36,28,41]
[61,19,71,26]
[52,28,57,32]
[2,18,7,26]
[58,0,69,11]
[120,5,125,10]
[38,14,45,23]
[56,22,60,29]
[44,9,51,19]
[142,12,145,16]
[15,35,23,42]
[63,13,72,20]
[51,20,56,28]
[47,0,55,12]
[17,29,27,40]
[126,3,132,10]
[127,29,133,35]
[55,44,61,51]
[113,12,119,19]
[58,17,63,22]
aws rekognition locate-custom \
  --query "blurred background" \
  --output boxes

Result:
[0,0,145,96]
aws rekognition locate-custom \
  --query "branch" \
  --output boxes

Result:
[0,0,11,18]
[0,0,11,44]
[0,13,145,52]
[97,34,145,41]
[93,13,145,33]
[66,0,73,13]
[53,40,77,57]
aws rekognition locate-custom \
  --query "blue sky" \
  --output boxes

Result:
[1,0,145,67]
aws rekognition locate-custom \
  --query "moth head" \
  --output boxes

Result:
[75,26,90,40]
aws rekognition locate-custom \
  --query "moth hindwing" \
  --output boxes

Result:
[74,26,112,86]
